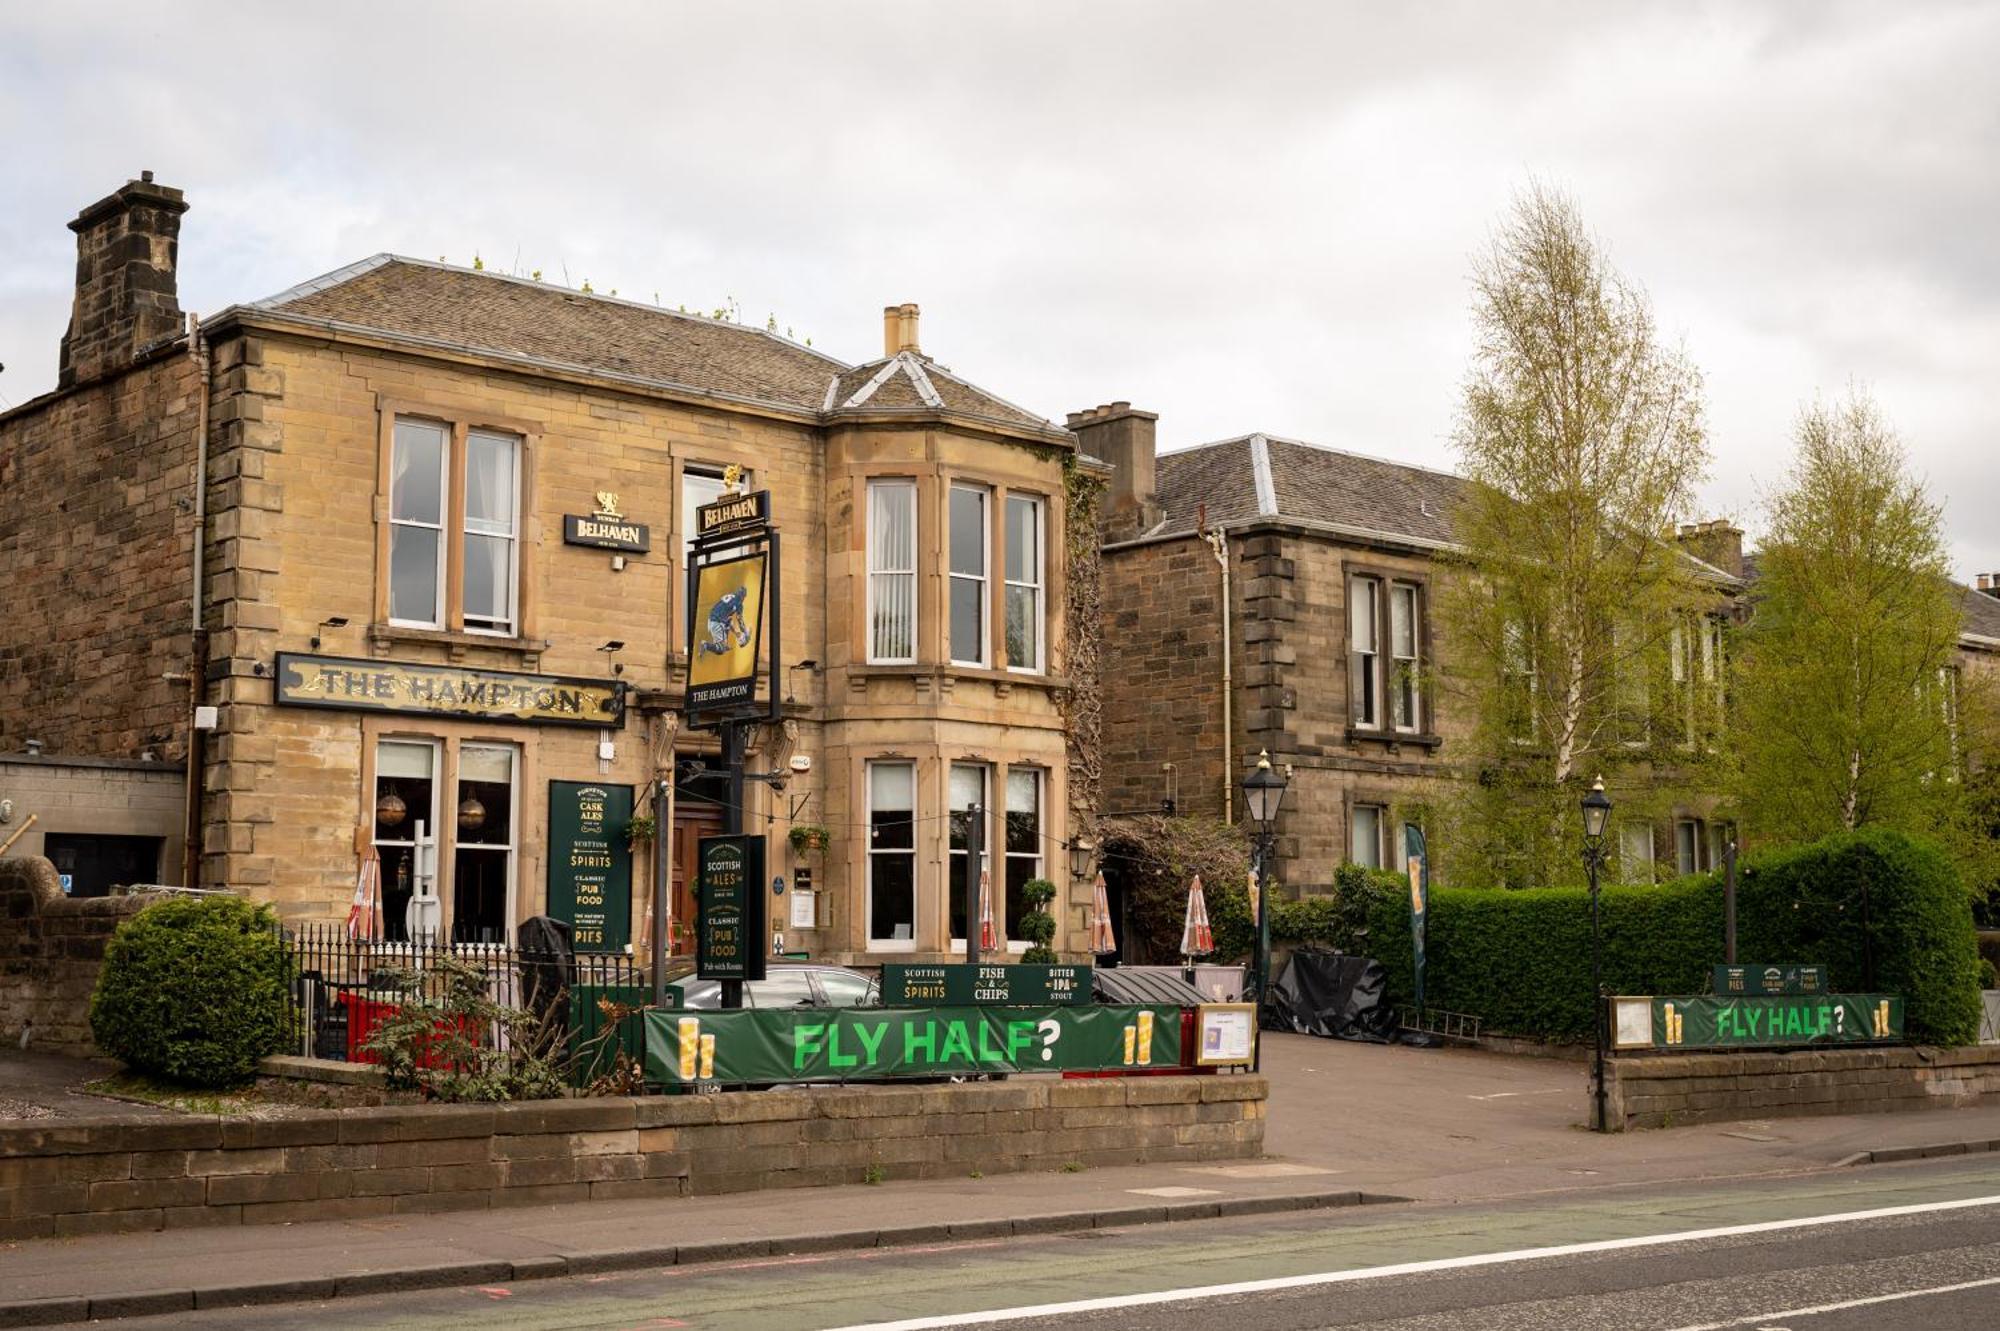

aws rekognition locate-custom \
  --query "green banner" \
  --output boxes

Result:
[644,1004,1182,1084]
[1626,993,1901,1050]
[879,963,1092,1006]
[547,781,633,953]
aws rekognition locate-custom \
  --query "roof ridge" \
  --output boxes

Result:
[260,254,855,371]
[1257,432,1465,482]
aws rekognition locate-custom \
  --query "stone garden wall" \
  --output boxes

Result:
[1605,1045,2000,1130]
[0,1074,1265,1239]
[0,856,158,1055]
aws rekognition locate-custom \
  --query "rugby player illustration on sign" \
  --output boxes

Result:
[701,585,753,657]
[686,551,767,711]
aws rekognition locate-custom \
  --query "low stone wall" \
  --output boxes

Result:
[0,856,159,1055]
[1606,1045,2000,1131]
[0,1075,1265,1239]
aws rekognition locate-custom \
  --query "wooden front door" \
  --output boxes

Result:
[670,805,724,956]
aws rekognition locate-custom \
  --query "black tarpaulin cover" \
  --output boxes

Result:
[1263,949,1397,1042]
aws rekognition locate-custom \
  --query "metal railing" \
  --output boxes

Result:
[283,924,649,1086]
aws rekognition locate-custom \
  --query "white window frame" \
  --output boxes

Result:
[1003,767,1043,953]
[388,419,450,630]
[948,483,990,668]
[865,760,918,952]
[1004,493,1045,674]
[1350,803,1385,869]
[450,742,519,946]
[1390,581,1420,733]
[1349,574,1381,729]
[372,737,442,944]
[460,429,521,637]
[948,762,992,950]
[866,480,918,666]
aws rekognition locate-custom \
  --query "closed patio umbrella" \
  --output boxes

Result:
[978,867,998,952]
[346,847,382,941]
[1181,873,1214,959]
[1088,872,1117,955]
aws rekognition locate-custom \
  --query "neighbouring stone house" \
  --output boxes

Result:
[0,174,1101,965]
[1084,403,2000,898]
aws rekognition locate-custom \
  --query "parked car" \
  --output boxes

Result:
[660,961,878,1010]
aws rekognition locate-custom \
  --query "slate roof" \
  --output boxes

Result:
[241,255,1060,435]
[1149,432,1470,549]
[1739,553,2000,646]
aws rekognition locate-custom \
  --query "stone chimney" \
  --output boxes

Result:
[1067,402,1161,542]
[1675,519,1745,579]
[881,303,920,358]
[58,172,189,390]
[1977,573,2000,600]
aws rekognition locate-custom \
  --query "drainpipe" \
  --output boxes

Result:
[181,315,211,889]
[1205,520,1233,823]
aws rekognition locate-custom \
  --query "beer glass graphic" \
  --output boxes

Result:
[699,1032,717,1080]
[1136,1010,1155,1065]
[678,1018,701,1079]
[1122,1024,1136,1066]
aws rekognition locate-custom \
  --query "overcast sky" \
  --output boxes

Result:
[4,2,1994,577]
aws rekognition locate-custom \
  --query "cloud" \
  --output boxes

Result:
[2,1,1993,575]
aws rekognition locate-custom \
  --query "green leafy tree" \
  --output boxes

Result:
[1438,184,1714,887]
[1735,392,1982,866]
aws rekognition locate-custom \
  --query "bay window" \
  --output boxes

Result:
[949,484,989,666]
[867,761,916,948]
[867,481,917,664]
[1004,494,1044,672]
[948,762,991,942]
[1004,768,1042,944]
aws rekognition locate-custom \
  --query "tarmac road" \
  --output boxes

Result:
[109,1156,2000,1330]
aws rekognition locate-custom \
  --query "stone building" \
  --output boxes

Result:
[1085,404,2000,895]
[0,175,1094,964]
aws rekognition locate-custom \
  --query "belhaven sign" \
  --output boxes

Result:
[563,513,650,553]
[274,654,624,728]
[696,489,769,539]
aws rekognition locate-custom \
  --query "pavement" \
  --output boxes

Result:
[0,1052,166,1122]
[6,1033,2000,1324]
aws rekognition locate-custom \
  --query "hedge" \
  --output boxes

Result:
[89,895,294,1086]
[1364,828,1982,1046]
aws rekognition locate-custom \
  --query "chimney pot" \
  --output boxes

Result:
[1067,401,1162,543]
[1977,573,2000,597]
[883,303,921,358]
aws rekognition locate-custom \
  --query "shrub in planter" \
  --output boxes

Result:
[89,895,293,1087]
[1019,878,1059,964]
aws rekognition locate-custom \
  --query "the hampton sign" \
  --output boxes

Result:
[274,654,624,728]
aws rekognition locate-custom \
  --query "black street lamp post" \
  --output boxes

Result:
[1580,775,1613,1133]
[1241,749,1288,1073]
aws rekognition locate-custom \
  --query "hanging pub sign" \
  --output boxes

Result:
[697,834,768,983]
[548,781,633,953]
[685,481,780,727]
[686,552,768,714]
[274,654,624,728]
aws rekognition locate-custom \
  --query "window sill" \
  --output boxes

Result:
[851,663,1071,693]
[1345,727,1444,751]
[368,623,552,665]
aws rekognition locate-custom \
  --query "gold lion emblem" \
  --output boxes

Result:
[593,491,623,519]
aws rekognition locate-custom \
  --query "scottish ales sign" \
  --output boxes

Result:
[696,834,766,983]
[548,781,632,953]
[644,1004,1180,1084]
[275,654,624,728]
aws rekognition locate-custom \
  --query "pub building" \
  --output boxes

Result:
[0,175,1094,963]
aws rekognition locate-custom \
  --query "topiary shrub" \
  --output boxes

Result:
[89,895,293,1087]
[1018,879,1059,964]
[1366,828,1981,1046]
